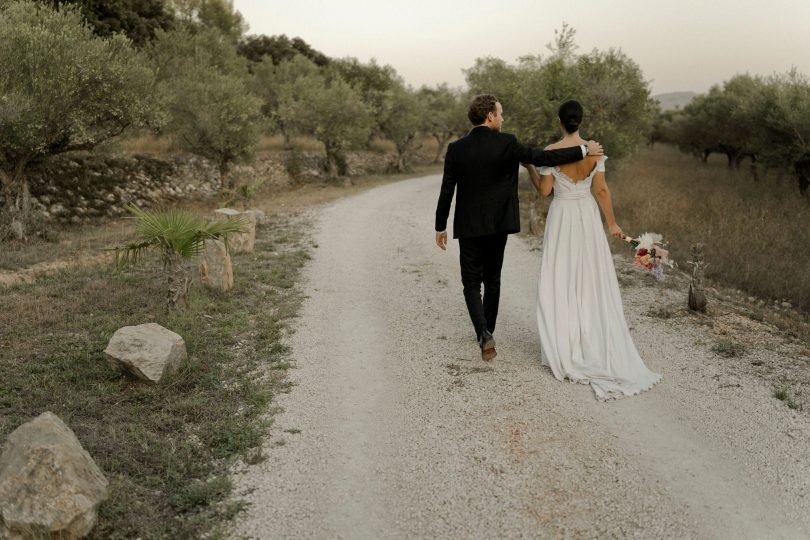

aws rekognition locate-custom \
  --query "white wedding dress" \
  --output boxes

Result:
[535,156,662,400]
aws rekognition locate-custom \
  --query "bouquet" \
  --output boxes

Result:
[621,232,675,281]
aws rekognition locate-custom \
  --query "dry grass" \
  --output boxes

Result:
[119,133,444,162]
[522,144,810,312]
[117,133,175,155]
[607,145,810,312]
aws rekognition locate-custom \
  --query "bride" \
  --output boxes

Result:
[523,100,662,400]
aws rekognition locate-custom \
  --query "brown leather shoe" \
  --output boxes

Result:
[479,331,497,361]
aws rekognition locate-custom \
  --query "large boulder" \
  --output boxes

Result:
[198,239,234,291]
[214,208,256,254]
[104,323,186,383]
[0,412,108,539]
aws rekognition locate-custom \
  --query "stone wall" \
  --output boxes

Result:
[9,149,393,226]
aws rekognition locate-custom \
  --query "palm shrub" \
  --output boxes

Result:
[112,204,246,311]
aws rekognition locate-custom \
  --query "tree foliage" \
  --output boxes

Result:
[149,25,261,196]
[249,54,322,142]
[330,58,402,139]
[238,34,329,67]
[378,84,426,172]
[418,84,469,162]
[35,0,175,46]
[170,0,246,41]
[658,70,810,192]
[0,0,160,241]
[465,25,656,158]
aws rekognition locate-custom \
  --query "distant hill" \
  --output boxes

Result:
[653,91,698,111]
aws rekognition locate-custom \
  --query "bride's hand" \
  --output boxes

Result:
[608,223,624,238]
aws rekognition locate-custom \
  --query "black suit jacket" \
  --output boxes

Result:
[435,126,584,239]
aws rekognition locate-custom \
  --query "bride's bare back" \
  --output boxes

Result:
[546,140,600,182]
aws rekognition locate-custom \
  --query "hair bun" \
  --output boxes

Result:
[558,100,584,134]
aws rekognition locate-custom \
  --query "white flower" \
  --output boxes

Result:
[636,232,663,250]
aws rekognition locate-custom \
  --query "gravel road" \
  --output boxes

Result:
[231,173,810,539]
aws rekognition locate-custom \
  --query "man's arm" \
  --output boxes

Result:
[435,146,456,249]
[508,135,602,167]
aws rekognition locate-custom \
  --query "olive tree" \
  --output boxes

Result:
[674,74,764,166]
[419,84,468,162]
[280,71,373,177]
[0,0,160,241]
[35,0,176,46]
[170,0,246,42]
[149,26,262,198]
[756,71,810,193]
[330,57,402,143]
[164,71,263,197]
[250,54,322,145]
[465,25,656,158]
[238,34,329,67]
[378,85,425,172]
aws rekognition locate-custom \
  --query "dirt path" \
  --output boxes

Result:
[232,174,810,539]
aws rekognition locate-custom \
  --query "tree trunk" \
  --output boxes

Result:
[324,143,348,178]
[165,250,191,312]
[0,165,32,242]
[687,243,707,313]
[432,133,451,163]
[218,160,236,205]
[795,160,810,195]
[281,127,293,150]
[393,151,407,173]
[325,147,339,178]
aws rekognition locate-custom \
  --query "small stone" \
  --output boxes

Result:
[104,322,187,383]
[781,301,792,309]
[747,296,756,302]
[0,412,108,539]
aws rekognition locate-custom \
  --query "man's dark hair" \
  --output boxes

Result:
[558,100,584,134]
[468,94,498,125]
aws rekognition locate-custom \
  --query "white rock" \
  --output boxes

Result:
[199,239,234,291]
[104,323,186,383]
[0,412,108,539]
[214,208,256,254]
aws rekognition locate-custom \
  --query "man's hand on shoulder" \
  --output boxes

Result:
[586,140,604,156]
[436,231,447,251]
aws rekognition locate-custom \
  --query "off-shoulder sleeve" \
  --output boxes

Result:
[538,166,553,175]
[596,156,608,172]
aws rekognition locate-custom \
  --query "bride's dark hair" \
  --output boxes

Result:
[558,100,583,134]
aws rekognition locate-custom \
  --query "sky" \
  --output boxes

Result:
[234,0,810,96]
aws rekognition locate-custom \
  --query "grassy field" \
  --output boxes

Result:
[522,144,810,313]
[0,164,441,538]
[0,214,310,538]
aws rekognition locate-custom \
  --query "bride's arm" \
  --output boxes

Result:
[591,172,623,238]
[523,164,554,196]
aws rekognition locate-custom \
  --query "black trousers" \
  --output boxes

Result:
[458,233,508,340]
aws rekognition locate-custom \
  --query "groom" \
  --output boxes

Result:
[435,94,603,361]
